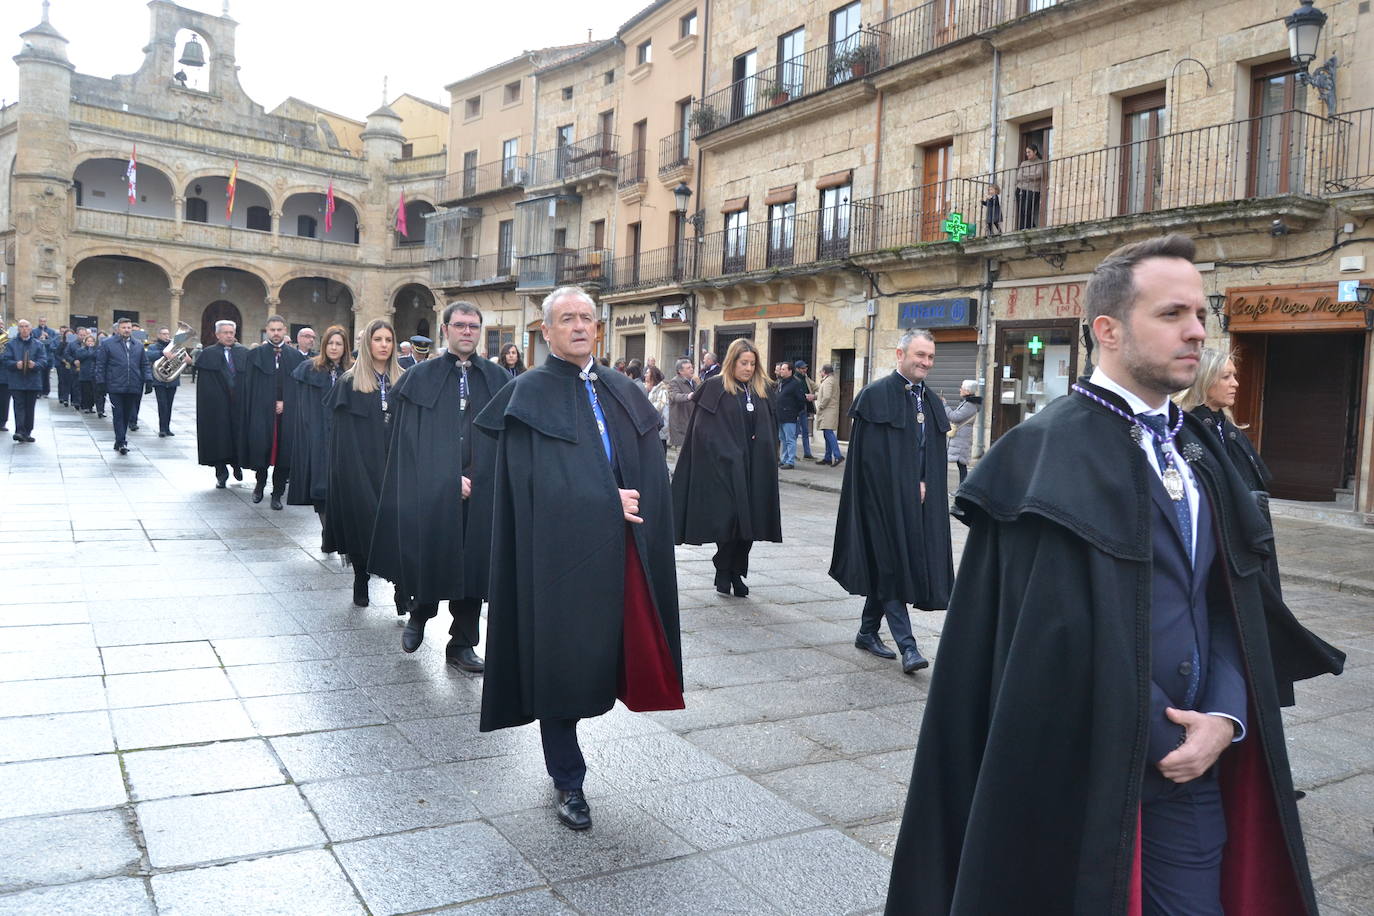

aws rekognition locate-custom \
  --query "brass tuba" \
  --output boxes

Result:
[152,322,198,383]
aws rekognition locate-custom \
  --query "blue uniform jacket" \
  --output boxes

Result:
[148,340,181,389]
[3,335,50,390]
[96,335,151,394]
[72,345,99,381]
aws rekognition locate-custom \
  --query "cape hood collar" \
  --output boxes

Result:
[850,370,951,434]
[474,354,660,441]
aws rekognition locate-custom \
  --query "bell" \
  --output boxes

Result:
[178,36,206,68]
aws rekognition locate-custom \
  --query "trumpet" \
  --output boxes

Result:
[152,321,198,383]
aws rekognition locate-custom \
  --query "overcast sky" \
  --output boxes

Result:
[1,0,648,118]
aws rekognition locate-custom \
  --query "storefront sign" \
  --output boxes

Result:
[722,303,805,322]
[1225,283,1369,332]
[898,297,976,328]
[1001,282,1085,319]
[614,313,647,329]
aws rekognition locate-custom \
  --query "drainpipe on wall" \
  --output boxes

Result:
[975,46,1001,460]
[688,0,712,366]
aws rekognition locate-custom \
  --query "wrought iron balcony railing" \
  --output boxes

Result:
[437,157,531,203]
[528,134,620,187]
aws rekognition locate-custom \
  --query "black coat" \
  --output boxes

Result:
[474,355,681,730]
[368,353,509,602]
[672,375,782,545]
[323,374,390,562]
[1189,405,1273,493]
[884,381,1345,916]
[830,371,953,609]
[242,344,306,470]
[193,343,249,468]
[285,360,342,509]
[773,374,808,422]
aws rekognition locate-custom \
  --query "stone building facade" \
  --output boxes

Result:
[1,1,445,348]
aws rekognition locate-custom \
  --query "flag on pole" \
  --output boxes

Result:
[325,181,336,234]
[395,190,408,237]
[226,161,239,221]
[125,146,138,206]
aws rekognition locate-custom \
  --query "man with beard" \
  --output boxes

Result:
[830,329,952,675]
[475,286,683,832]
[370,303,508,671]
[242,316,305,509]
[194,320,249,488]
[884,235,1345,915]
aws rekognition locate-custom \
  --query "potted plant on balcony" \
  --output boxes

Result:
[688,105,720,136]
[758,80,791,108]
[829,43,879,81]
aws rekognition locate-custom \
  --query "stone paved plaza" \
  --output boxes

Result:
[1,390,1372,915]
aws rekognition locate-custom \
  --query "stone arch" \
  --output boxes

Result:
[278,184,365,214]
[396,196,436,245]
[183,265,271,343]
[72,156,176,217]
[176,256,272,292]
[390,282,436,341]
[70,254,174,331]
[281,189,361,244]
[201,300,243,343]
[278,275,357,340]
[73,148,180,183]
[181,170,273,229]
[69,245,181,286]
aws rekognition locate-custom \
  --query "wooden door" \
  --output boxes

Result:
[1248,61,1301,197]
[921,142,952,240]
[1229,334,1267,452]
[200,300,242,345]
[1260,333,1358,501]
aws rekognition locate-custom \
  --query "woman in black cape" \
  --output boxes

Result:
[671,338,783,597]
[287,325,350,550]
[325,318,402,609]
[1177,346,1283,594]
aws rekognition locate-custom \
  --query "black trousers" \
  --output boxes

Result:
[0,384,9,427]
[78,380,94,411]
[1140,770,1226,916]
[130,389,142,424]
[255,465,289,495]
[57,367,74,404]
[94,383,107,416]
[957,461,968,483]
[154,386,176,433]
[108,392,140,447]
[859,596,918,652]
[11,390,38,437]
[712,538,753,578]
[40,366,50,396]
[539,718,585,791]
[411,597,481,649]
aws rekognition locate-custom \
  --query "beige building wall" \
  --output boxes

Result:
[389,94,449,158]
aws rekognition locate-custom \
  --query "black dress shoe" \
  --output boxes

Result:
[232,466,243,481]
[401,615,428,653]
[556,790,592,831]
[117,445,128,455]
[855,633,897,660]
[165,430,175,436]
[714,572,731,595]
[215,478,228,489]
[352,571,369,607]
[158,431,167,438]
[730,575,749,597]
[128,423,139,431]
[11,434,19,442]
[252,488,264,504]
[902,646,930,674]
[24,436,37,443]
[97,413,106,418]
[446,645,485,673]
[270,493,283,510]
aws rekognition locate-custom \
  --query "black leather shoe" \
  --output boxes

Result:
[166,430,175,436]
[117,445,128,454]
[714,572,731,595]
[446,645,485,673]
[730,575,749,597]
[232,467,244,481]
[855,633,897,660]
[352,571,369,607]
[129,423,139,432]
[252,488,264,504]
[270,493,283,510]
[902,646,930,674]
[215,476,228,489]
[158,431,167,438]
[556,790,592,831]
[11,434,20,442]
[401,615,428,653]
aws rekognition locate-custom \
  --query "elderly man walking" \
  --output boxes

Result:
[475,285,684,832]
[4,320,48,443]
[814,363,844,466]
[664,357,697,448]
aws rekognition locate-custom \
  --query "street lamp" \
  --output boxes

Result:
[1207,292,1229,332]
[1356,282,1374,330]
[672,181,704,237]
[1284,0,1338,117]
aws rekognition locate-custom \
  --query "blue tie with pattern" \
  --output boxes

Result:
[1138,413,1192,563]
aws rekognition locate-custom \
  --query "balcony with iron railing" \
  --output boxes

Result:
[618,149,648,204]
[603,243,693,294]
[658,130,692,183]
[437,158,531,205]
[516,247,613,290]
[527,134,620,190]
[430,253,516,289]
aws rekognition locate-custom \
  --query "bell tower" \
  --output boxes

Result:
[11,1,75,320]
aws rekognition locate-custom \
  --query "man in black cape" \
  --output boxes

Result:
[193,319,249,488]
[474,286,683,833]
[369,303,508,672]
[830,329,952,674]
[242,315,305,510]
[884,235,1345,916]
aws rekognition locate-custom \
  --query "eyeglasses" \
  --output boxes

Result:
[447,322,480,331]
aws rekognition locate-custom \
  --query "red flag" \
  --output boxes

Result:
[125,145,137,205]
[395,190,408,237]
[325,181,336,234]
[226,161,238,221]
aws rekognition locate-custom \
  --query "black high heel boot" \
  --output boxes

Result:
[351,563,369,607]
[714,572,731,595]
[730,575,750,597]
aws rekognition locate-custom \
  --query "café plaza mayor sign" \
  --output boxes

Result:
[1225,282,1368,331]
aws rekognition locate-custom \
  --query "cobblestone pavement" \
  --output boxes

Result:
[1,391,1371,915]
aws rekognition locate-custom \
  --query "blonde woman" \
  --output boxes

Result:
[671,338,782,597]
[288,325,352,542]
[325,318,402,608]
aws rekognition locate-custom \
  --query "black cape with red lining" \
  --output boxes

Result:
[321,372,390,562]
[367,352,509,601]
[829,370,953,609]
[241,343,305,471]
[884,380,1345,916]
[671,374,783,546]
[192,342,249,468]
[474,355,683,731]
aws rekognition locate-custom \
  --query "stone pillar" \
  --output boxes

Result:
[270,209,282,235]
[262,295,282,343]
[173,196,185,229]
[168,287,184,331]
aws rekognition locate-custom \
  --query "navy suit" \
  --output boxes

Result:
[1141,454,1247,916]
[96,335,151,449]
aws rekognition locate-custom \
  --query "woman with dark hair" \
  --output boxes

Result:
[326,318,403,609]
[497,342,524,379]
[644,364,669,451]
[1014,141,1044,230]
[625,359,643,382]
[287,325,352,549]
[671,338,783,597]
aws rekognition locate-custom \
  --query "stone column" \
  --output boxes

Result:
[173,196,185,229]
[167,287,185,331]
[263,295,282,342]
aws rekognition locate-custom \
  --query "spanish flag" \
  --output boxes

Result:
[226,161,238,221]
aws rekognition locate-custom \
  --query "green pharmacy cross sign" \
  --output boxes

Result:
[942,212,973,242]
[1027,335,1045,355]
